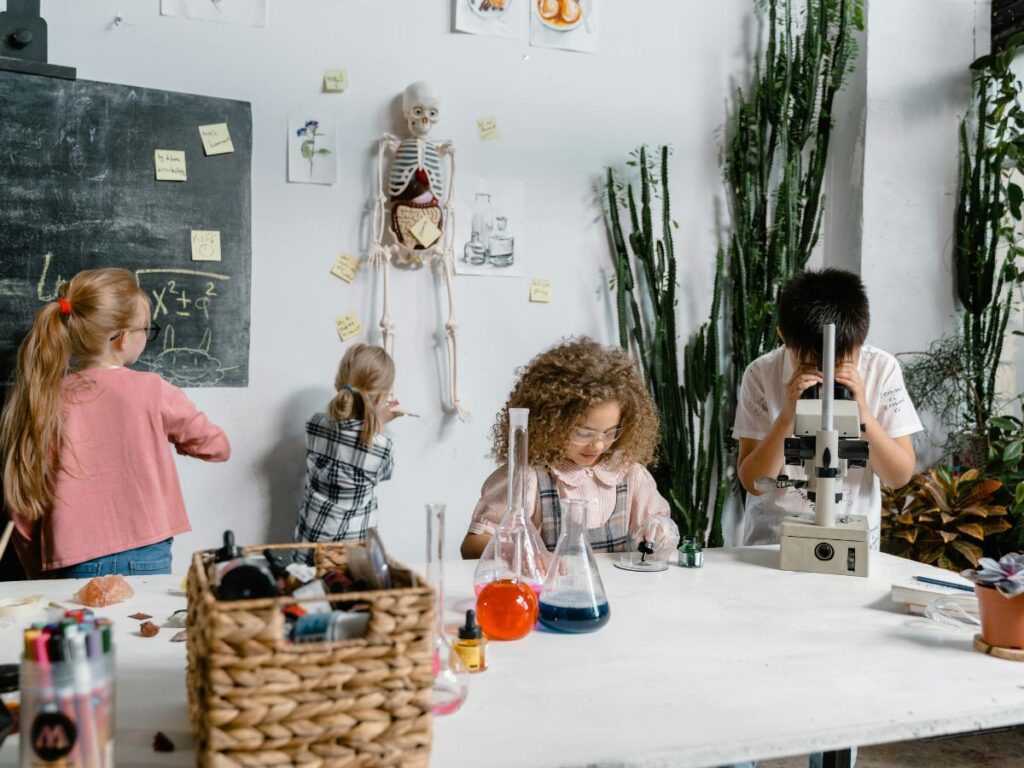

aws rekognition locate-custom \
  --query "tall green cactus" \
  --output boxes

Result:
[955,35,1024,441]
[605,0,862,546]
[607,146,727,545]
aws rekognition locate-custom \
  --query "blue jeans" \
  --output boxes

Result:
[52,538,173,579]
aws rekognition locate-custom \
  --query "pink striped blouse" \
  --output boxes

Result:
[467,461,669,537]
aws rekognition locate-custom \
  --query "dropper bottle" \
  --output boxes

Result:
[453,610,487,672]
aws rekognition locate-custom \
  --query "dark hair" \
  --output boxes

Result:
[777,268,870,364]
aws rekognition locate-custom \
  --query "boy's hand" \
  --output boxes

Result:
[780,366,822,424]
[380,399,403,424]
[834,362,867,418]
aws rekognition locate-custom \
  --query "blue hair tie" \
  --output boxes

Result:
[343,384,356,395]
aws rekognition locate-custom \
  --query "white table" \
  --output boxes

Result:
[2,549,1021,767]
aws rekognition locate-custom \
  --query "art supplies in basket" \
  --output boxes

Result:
[186,536,436,767]
[18,610,115,768]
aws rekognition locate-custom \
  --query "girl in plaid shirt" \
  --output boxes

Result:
[461,337,669,558]
[295,344,403,542]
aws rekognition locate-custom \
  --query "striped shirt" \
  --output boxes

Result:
[467,461,669,538]
[295,414,394,542]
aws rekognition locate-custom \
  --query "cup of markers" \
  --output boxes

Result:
[19,610,115,768]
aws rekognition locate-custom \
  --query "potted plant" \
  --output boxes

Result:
[962,553,1024,648]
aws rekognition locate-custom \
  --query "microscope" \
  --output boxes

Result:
[766,323,872,577]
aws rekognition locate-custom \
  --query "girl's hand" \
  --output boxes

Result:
[380,399,403,423]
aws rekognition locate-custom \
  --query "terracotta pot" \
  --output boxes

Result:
[976,584,1024,649]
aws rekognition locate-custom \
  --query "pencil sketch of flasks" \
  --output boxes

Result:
[463,192,515,268]
[139,326,238,386]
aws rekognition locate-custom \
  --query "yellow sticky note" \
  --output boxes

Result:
[198,123,235,156]
[154,149,187,181]
[330,253,360,283]
[529,279,551,303]
[191,230,222,262]
[410,216,442,248]
[323,69,349,92]
[336,312,363,342]
[476,115,501,142]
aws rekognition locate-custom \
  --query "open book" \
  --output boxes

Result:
[891,576,978,615]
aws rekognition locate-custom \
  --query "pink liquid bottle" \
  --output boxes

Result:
[472,408,550,600]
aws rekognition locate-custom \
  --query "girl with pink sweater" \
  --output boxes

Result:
[0,268,230,578]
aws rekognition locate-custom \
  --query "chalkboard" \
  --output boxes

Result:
[0,71,252,388]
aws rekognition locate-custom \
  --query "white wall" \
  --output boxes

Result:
[27,0,754,567]
[860,0,990,464]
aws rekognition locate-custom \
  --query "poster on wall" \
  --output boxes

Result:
[287,118,337,185]
[455,0,527,39]
[454,176,525,278]
[160,0,268,27]
[529,0,598,54]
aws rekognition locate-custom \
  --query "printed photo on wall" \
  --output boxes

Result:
[529,0,598,54]
[287,118,337,185]
[455,176,525,278]
[160,0,267,27]
[455,0,527,40]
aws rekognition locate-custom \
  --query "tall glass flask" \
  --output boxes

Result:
[424,503,468,715]
[538,499,611,633]
[472,408,550,597]
[475,526,539,641]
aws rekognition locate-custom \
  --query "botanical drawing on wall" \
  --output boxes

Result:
[454,176,525,278]
[455,0,527,39]
[287,118,337,185]
[529,0,598,53]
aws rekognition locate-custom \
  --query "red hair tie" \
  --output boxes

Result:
[56,298,72,316]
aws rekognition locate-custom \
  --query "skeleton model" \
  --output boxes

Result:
[369,81,468,421]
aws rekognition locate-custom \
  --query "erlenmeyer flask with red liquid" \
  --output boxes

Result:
[472,407,549,600]
[475,526,539,641]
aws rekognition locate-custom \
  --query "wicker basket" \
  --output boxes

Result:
[185,541,435,768]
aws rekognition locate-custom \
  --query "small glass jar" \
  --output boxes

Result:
[463,231,487,265]
[677,536,704,568]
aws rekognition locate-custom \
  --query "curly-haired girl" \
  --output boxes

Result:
[460,337,669,558]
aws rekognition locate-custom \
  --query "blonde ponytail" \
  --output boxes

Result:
[0,268,147,522]
[327,344,396,446]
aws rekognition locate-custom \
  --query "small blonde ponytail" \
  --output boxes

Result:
[327,345,395,446]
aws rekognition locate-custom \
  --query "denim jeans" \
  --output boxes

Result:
[51,538,173,579]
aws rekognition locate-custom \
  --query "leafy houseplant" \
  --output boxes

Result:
[961,553,1024,649]
[881,467,1012,571]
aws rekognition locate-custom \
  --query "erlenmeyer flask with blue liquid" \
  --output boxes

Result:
[537,498,610,633]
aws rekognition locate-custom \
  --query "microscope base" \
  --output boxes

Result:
[780,515,870,577]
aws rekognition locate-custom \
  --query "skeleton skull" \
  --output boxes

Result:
[402,81,440,139]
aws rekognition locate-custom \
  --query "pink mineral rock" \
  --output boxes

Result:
[73,575,135,607]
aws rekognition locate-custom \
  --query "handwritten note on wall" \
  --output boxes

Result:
[336,312,363,341]
[331,253,360,283]
[529,278,551,303]
[191,230,222,261]
[198,123,235,155]
[323,69,349,92]
[476,115,501,142]
[154,149,187,181]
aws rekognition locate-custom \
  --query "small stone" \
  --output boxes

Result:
[170,631,187,643]
[153,731,175,752]
[139,621,160,637]
[73,575,134,607]
[128,612,152,621]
